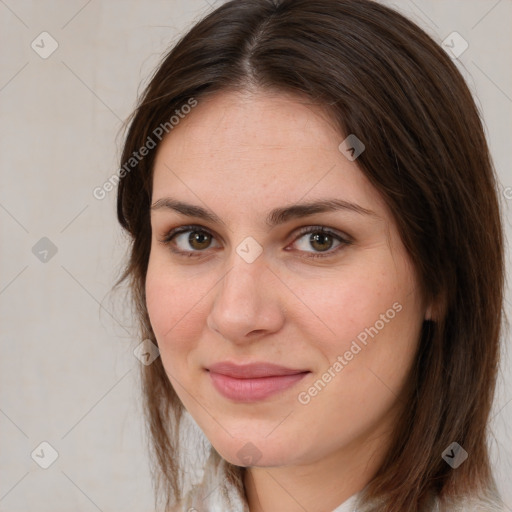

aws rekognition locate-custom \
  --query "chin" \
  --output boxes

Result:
[208,434,299,468]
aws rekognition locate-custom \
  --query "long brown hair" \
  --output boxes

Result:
[116,0,505,510]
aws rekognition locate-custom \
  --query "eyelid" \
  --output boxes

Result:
[158,224,222,246]
[157,223,352,258]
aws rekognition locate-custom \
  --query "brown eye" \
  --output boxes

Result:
[308,232,335,252]
[291,226,351,259]
[159,224,350,260]
[187,230,212,250]
[158,225,220,258]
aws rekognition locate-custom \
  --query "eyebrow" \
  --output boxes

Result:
[150,197,379,227]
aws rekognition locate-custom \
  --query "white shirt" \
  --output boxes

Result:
[183,482,359,512]
[331,493,359,512]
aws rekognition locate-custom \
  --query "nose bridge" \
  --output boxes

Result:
[219,250,267,309]
[219,229,267,298]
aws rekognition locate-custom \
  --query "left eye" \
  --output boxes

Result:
[292,227,348,256]
[158,225,351,259]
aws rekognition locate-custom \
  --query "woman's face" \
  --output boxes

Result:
[146,89,430,469]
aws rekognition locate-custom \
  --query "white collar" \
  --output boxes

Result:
[331,493,359,512]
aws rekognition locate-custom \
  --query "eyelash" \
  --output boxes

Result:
[157,224,352,260]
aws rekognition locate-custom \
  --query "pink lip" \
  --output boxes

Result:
[207,362,310,402]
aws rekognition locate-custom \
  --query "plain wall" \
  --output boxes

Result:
[1,1,511,510]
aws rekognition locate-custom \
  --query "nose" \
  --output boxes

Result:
[206,255,285,345]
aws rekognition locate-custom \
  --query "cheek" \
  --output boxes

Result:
[288,264,406,355]
[297,295,421,451]
[145,258,208,358]
[296,256,423,395]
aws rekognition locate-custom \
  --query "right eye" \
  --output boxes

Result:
[158,225,220,258]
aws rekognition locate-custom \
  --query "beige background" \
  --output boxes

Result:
[1,1,511,510]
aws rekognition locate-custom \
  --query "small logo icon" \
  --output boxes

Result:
[31,441,59,469]
[339,134,365,161]
[442,32,468,59]
[134,339,160,365]
[31,32,59,59]
[236,237,263,264]
[236,442,263,466]
[442,442,468,469]
[32,237,58,262]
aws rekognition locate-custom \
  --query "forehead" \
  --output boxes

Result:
[151,89,388,219]
[154,90,343,170]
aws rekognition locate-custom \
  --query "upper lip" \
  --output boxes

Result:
[207,362,309,379]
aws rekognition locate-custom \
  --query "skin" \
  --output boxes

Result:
[146,89,433,512]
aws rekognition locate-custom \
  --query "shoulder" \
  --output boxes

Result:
[352,490,505,512]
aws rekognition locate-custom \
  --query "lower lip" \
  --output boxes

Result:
[208,371,309,402]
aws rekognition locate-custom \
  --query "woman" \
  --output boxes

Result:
[116,0,506,510]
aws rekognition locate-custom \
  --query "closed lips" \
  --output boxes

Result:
[207,362,310,378]
[206,362,311,402]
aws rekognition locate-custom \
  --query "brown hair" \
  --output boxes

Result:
[116,0,505,510]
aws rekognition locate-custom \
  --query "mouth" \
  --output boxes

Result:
[206,362,311,402]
